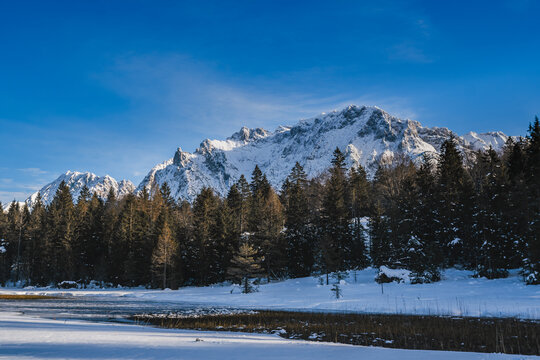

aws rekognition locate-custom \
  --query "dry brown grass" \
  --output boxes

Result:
[0,294,58,300]
[132,310,540,355]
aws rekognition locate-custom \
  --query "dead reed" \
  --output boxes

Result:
[132,310,539,355]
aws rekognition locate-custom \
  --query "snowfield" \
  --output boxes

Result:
[2,268,539,319]
[0,312,536,360]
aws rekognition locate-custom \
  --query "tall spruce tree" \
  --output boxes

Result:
[227,243,262,293]
[368,201,391,268]
[47,181,76,283]
[282,162,314,277]
[191,187,220,285]
[409,157,442,282]
[437,137,468,266]
[347,166,369,270]
[0,202,7,285]
[24,194,47,285]
[503,139,528,268]
[475,148,510,278]
[321,148,352,282]
[523,117,540,284]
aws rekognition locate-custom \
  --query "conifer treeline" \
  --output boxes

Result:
[0,119,538,287]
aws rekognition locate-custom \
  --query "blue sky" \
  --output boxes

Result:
[1,0,539,204]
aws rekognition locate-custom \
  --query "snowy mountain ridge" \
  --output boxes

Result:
[14,105,511,207]
[136,105,511,202]
[25,171,135,207]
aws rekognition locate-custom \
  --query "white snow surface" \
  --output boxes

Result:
[378,266,411,283]
[26,171,135,206]
[0,312,533,360]
[137,105,513,202]
[3,268,538,319]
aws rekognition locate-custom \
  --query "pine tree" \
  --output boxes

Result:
[236,175,251,234]
[246,166,285,281]
[160,182,175,208]
[347,166,370,270]
[523,117,540,284]
[368,201,390,268]
[47,181,76,283]
[227,243,262,293]
[73,186,92,284]
[88,194,106,282]
[152,222,177,289]
[320,148,352,282]
[409,157,442,282]
[123,188,161,286]
[24,196,47,285]
[475,148,509,278]
[213,201,236,283]
[171,200,194,286]
[437,136,469,266]
[282,162,314,277]
[0,202,7,286]
[102,188,120,284]
[191,187,220,285]
[503,139,529,268]
[257,187,286,281]
[372,158,416,269]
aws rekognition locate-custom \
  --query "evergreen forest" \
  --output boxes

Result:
[1,119,538,288]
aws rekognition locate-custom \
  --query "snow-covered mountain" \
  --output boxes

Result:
[26,171,135,206]
[137,105,510,202]
[2,201,26,212]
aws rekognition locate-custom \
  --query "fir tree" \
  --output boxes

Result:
[191,187,220,285]
[437,137,468,266]
[523,117,540,284]
[409,157,442,282]
[368,201,390,268]
[47,181,76,283]
[25,194,47,285]
[475,148,510,278]
[227,243,262,293]
[503,139,529,268]
[320,148,352,282]
[0,203,7,286]
[282,162,314,277]
[347,165,370,270]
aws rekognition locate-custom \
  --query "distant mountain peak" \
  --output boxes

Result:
[136,105,512,202]
[228,126,270,143]
[26,171,135,206]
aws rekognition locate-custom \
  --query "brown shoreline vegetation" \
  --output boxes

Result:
[131,310,540,355]
[0,294,59,300]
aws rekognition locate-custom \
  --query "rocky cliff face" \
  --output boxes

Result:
[136,105,510,202]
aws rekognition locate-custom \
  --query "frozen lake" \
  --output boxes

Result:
[0,296,241,323]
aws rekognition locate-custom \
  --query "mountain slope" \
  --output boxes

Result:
[27,171,135,206]
[137,105,510,202]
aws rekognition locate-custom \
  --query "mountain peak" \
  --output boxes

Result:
[136,105,512,202]
[27,171,135,206]
[228,126,270,142]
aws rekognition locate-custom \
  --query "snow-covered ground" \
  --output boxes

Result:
[2,268,539,319]
[0,312,536,360]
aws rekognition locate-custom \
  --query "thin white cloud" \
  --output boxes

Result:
[0,191,30,205]
[17,167,49,175]
[98,54,418,136]
[388,42,433,64]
